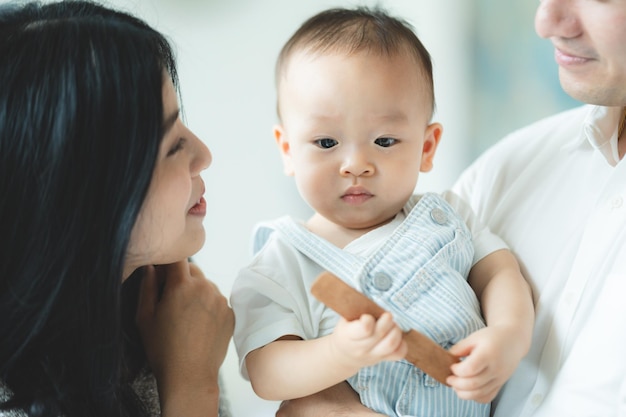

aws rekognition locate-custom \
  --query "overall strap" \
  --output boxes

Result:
[271,217,362,287]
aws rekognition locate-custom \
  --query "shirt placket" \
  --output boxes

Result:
[521,164,626,416]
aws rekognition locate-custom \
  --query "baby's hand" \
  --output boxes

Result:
[330,312,407,369]
[446,325,524,403]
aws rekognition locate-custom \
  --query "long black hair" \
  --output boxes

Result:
[0,1,179,416]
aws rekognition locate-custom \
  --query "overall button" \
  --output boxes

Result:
[423,373,439,388]
[430,207,448,225]
[372,273,393,291]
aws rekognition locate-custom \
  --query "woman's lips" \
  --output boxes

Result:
[188,196,207,216]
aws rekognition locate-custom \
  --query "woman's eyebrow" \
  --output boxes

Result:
[163,109,180,135]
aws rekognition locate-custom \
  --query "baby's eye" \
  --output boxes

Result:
[167,138,186,156]
[314,138,338,149]
[374,137,397,148]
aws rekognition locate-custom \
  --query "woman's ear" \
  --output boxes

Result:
[274,124,294,176]
[420,122,442,173]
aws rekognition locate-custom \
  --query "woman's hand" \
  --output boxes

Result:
[275,382,385,417]
[136,260,234,417]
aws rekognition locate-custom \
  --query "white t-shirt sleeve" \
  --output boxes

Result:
[231,231,331,380]
[230,253,307,379]
[442,190,508,265]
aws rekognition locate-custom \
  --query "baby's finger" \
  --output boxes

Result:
[449,346,488,378]
[451,377,501,403]
[447,370,495,393]
[340,314,376,340]
[448,337,475,358]
[372,312,397,335]
[372,324,407,359]
[357,314,377,334]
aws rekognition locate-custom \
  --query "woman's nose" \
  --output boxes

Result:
[190,131,212,176]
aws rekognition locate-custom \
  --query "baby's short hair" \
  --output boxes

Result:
[276,6,434,115]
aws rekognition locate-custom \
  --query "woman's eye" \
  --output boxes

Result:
[374,137,397,148]
[167,138,186,156]
[314,138,338,149]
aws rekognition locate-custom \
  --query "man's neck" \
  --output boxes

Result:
[617,107,626,161]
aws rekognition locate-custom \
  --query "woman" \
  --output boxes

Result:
[0,1,233,416]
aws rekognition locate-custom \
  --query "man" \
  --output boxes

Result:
[277,0,626,415]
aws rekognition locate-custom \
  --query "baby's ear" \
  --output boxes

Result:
[274,124,294,176]
[420,122,442,173]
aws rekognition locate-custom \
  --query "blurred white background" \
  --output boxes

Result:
[4,0,579,415]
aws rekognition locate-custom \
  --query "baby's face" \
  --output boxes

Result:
[275,50,441,233]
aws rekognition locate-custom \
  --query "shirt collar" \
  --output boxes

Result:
[563,105,623,167]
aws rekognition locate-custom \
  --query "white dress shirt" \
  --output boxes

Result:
[453,104,626,417]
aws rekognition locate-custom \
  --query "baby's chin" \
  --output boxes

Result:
[340,214,397,231]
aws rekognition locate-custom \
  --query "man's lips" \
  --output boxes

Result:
[554,47,592,66]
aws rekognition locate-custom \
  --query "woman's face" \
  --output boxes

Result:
[124,77,212,279]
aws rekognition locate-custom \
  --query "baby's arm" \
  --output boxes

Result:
[446,249,534,403]
[245,312,407,401]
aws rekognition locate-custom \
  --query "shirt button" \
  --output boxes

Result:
[564,291,576,306]
[430,207,448,225]
[609,196,623,209]
[371,273,393,291]
[531,393,543,407]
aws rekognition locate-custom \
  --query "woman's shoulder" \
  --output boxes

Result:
[0,377,154,417]
[0,381,26,417]
[131,370,231,417]
[1,375,230,417]
[131,370,161,417]
[0,381,8,401]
